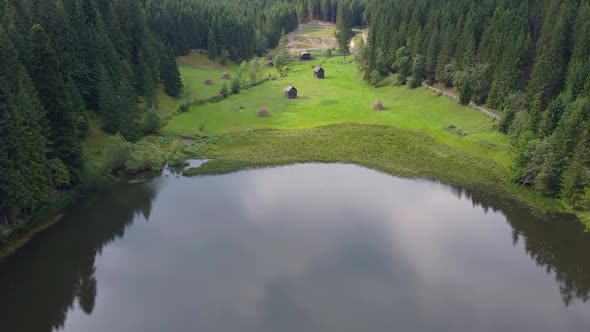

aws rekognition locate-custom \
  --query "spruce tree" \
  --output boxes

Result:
[561,155,587,209]
[160,46,183,98]
[0,26,48,224]
[30,24,83,184]
[208,28,218,59]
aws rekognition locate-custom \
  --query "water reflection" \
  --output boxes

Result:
[0,164,589,332]
[0,182,158,332]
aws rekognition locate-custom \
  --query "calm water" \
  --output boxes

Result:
[1,164,590,332]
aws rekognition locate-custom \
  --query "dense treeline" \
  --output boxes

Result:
[146,0,298,58]
[363,0,590,208]
[0,0,298,226]
[294,0,366,26]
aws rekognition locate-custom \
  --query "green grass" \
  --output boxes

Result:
[167,56,511,169]
[298,24,336,38]
[155,51,240,116]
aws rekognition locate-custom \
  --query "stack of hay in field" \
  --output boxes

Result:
[203,78,214,85]
[372,99,383,111]
[257,107,270,117]
[222,71,231,79]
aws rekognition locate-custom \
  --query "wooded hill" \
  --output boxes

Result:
[0,0,298,225]
[363,0,590,207]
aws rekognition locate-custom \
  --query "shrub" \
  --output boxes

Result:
[178,104,189,113]
[48,158,70,188]
[143,107,162,134]
[231,76,241,94]
[219,49,229,65]
[220,83,229,97]
[125,144,165,174]
[369,69,381,86]
[103,134,132,172]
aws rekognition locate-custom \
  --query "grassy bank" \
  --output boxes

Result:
[182,124,562,218]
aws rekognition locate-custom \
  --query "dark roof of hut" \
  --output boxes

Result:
[314,66,324,73]
[285,86,297,92]
[300,51,310,55]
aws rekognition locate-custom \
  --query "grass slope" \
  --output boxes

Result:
[155,51,240,116]
[167,55,511,169]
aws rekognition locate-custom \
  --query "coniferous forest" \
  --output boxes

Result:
[0,0,298,225]
[363,0,590,207]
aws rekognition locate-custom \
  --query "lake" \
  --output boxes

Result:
[1,163,589,332]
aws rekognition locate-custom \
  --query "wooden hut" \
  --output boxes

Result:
[285,86,297,99]
[314,66,325,79]
[300,51,311,61]
[266,60,274,67]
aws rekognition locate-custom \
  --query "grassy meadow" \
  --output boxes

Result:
[166,55,511,168]
[154,51,240,117]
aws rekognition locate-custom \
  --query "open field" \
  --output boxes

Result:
[155,51,240,116]
[286,21,337,53]
[167,55,511,169]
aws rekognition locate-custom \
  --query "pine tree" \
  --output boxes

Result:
[0,26,48,224]
[561,139,589,208]
[208,28,218,59]
[30,24,83,184]
[160,46,183,98]
[409,54,426,88]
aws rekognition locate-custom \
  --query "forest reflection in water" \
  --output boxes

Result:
[0,164,589,332]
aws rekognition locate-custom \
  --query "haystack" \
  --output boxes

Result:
[203,78,214,85]
[257,107,270,117]
[222,71,231,79]
[371,99,383,111]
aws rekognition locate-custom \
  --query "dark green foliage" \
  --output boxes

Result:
[561,138,589,208]
[394,46,411,85]
[220,83,229,98]
[231,76,241,94]
[207,28,218,59]
[294,0,366,26]
[103,133,131,173]
[30,24,83,184]
[142,107,162,135]
[0,0,302,224]
[160,46,183,98]
[335,0,354,56]
[219,50,229,65]
[409,54,425,88]
[369,69,380,86]
[0,25,48,225]
[497,108,515,134]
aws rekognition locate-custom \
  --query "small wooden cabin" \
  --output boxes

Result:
[314,66,325,79]
[266,60,274,67]
[300,51,311,60]
[285,86,297,99]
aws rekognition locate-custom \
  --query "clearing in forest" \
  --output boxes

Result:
[286,21,338,53]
